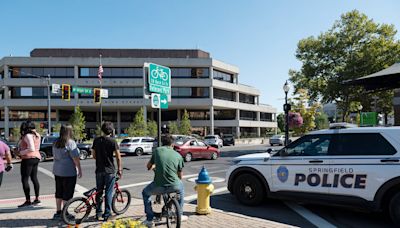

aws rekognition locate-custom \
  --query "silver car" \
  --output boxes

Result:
[119,137,155,156]
[270,135,285,146]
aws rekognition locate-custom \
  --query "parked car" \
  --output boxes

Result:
[270,135,285,146]
[173,139,220,162]
[119,137,155,156]
[39,136,91,162]
[204,135,223,148]
[222,134,235,146]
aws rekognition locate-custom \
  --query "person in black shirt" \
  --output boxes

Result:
[91,122,122,221]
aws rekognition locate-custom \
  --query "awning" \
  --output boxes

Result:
[344,63,400,91]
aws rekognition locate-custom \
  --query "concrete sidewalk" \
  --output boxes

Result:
[0,195,296,228]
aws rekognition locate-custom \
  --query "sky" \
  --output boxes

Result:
[1,0,400,113]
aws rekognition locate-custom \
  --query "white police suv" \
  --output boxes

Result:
[226,125,400,224]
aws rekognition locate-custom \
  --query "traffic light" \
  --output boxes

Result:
[61,84,71,101]
[94,88,101,104]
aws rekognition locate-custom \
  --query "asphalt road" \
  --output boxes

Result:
[0,144,396,227]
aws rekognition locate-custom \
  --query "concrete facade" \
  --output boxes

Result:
[0,49,277,139]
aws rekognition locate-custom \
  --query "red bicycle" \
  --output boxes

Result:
[62,168,131,225]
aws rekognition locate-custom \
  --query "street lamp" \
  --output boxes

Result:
[358,104,363,126]
[283,81,291,146]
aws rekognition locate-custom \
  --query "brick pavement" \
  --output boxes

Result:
[0,196,297,228]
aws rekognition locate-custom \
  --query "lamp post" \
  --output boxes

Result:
[283,81,290,146]
[358,104,363,126]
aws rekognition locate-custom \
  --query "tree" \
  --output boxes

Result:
[289,10,400,121]
[10,127,20,142]
[277,113,285,133]
[291,89,320,135]
[53,123,61,133]
[315,112,330,130]
[34,122,47,136]
[168,121,179,134]
[69,106,86,141]
[147,120,157,138]
[127,107,148,136]
[179,109,191,135]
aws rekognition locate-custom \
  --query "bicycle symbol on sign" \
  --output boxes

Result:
[151,66,169,81]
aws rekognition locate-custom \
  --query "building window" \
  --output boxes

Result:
[240,127,257,138]
[59,110,74,121]
[214,127,235,135]
[121,112,135,122]
[214,109,236,120]
[79,67,142,78]
[213,89,235,101]
[10,67,74,78]
[213,70,233,83]
[10,87,68,99]
[184,110,210,120]
[6,110,56,121]
[103,112,117,122]
[83,112,97,122]
[260,112,273,121]
[171,68,209,78]
[161,110,178,121]
[79,87,142,98]
[171,87,209,98]
[239,93,255,104]
[240,110,256,121]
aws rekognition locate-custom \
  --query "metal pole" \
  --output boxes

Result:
[47,74,51,136]
[285,92,289,147]
[158,108,162,147]
[100,82,103,124]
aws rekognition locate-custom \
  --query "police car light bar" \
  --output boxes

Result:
[329,122,358,129]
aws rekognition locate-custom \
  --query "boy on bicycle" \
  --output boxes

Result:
[142,135,187,227]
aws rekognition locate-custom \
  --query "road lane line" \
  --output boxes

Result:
[285,202,336,228]
[119,169,227,189]
[38,167,88,194]
[184,186,228,202]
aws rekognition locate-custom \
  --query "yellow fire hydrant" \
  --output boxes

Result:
[194,166,214,214]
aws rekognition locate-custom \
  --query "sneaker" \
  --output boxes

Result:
[181,215,188,222]
[52,213,61,220]
[142,220,154,228]
[32,199,41,206]
[18,201,32,208]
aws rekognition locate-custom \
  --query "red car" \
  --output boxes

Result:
[173,139,220,162]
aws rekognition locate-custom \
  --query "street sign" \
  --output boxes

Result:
[151,93,160,108]
[148,63,171,95]
[52,84,60,94]
[160,94,168,109]
[72,87,92,95]
[100,89,108,98]
[361,112,378,126]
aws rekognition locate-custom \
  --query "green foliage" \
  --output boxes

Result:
[147,120,157,138]
[34,122,47,136]
[95,124,102,137]
[69,106,86,141]
[127,107,148,137]
[315,112,330,130]
[10,127,20,142]
[277,113,285,132]
[289,10,400,121]
[179,109,192,135]
[291,89,320,135]
[53,123,61,133]
[168,121,179,134]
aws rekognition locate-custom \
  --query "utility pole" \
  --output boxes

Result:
[47,74,51,136]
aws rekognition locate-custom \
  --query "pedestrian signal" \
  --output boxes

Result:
[94,88,101,104]
[61,84,71,101]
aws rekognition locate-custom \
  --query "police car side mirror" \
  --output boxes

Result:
[280,148,289,157]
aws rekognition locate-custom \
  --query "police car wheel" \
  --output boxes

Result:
[389,192,400,225]
[234,174,264,206]
[135,148,144,156]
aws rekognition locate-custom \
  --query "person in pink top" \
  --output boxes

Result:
[0,139,12,187]
[16,121,42,208]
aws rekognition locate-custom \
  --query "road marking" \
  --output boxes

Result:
[119,169,227,189]
[38,167,88,194]
[183,186,228,202]
[285,202,336,228]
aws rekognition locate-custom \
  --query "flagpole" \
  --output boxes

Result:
[99,54,103,125]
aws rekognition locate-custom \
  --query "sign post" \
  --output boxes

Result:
[147,63,171,146]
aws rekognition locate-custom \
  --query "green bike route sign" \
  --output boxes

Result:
[148,63,171,95]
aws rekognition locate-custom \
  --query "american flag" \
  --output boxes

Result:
[98,65,103,81]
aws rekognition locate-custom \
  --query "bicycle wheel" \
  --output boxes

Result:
[151,69,159,78]
[62,197,92,225]
[112,189,131,215]
[166,197,181,228]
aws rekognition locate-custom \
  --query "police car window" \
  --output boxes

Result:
[285,134,331,156]
[330,133,396,156]
[142,138,154,143]
[197,141,206,147]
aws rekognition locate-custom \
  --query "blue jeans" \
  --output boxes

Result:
[95,172,115,217]
[142,181,184,221]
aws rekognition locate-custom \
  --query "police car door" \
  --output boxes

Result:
[328,132,398,200]
[270,134,333,194]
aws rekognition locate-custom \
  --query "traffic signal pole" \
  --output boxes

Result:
[47,74,51,136]
[158,107,162,147]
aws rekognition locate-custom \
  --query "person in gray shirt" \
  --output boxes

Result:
[51,124,82,220]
